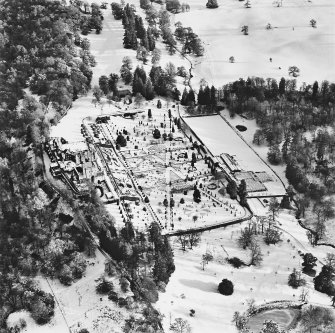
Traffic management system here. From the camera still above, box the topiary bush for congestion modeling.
[218,279,234,295]
[206,0,218,8]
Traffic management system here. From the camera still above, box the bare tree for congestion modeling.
[249,240,263,266]
[188,232,201,249]
[299,288,310,302]
[177,234,188,251]
[241,25,249,35]
[232,311,249,331]
[268,197,280,221]
[288,66,300,77]
[201,252,213,270]
[170,318,191,333]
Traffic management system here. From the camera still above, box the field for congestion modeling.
[175,0,335,87]
[156,211,335,333]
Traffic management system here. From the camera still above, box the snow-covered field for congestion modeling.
[157,211,335,333]
[176,0,335,87]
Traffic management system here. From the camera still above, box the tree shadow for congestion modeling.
[179,279,218,292]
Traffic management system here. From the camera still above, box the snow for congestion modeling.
[220,109,289,187]
[45,1,335,332]
[184,114,286,196]
[174,0,335,87]
[16,251,131,333]
[156,211,335,333]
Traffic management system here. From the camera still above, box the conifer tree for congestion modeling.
[181,88,188,106]
[198,86,205,105]
[188,89,196,105]
[203,85,211,105]
[147,27,156,51]
[145,78,155,100]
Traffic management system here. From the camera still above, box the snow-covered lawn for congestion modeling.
[175,0,335,87]
[157,211,335,333]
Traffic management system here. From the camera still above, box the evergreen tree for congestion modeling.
[188,89,196,105]
[238,180,248,206]
[135,16,146,39]
[181,88,188,106]
[145,78,155,100]
[173,88,181,101]
[203,85,211,105]
[227,181,238,199]
[132,76,145,96]
[210,85,217,107]
[312,81,319,101]
[198,86,205,105]
[193,186,201,203]
[147,27,156,51]
[153,253,169,283]
[279,77,286,95]
[141,30,149,50]
[134,66,147,84]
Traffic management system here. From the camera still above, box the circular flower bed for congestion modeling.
[207,183,217,190]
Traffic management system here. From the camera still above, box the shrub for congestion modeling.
[108,291,119,302]
[264,228,282,245]
[218,279,234,295]
[206,0,218,8]
[96,278,114,294]
[118,297,127,307]
[120,277,130,292]
[288,269,306,289]
[227,257,245,268]
[153,128,161,139]
[59,265,73,286]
